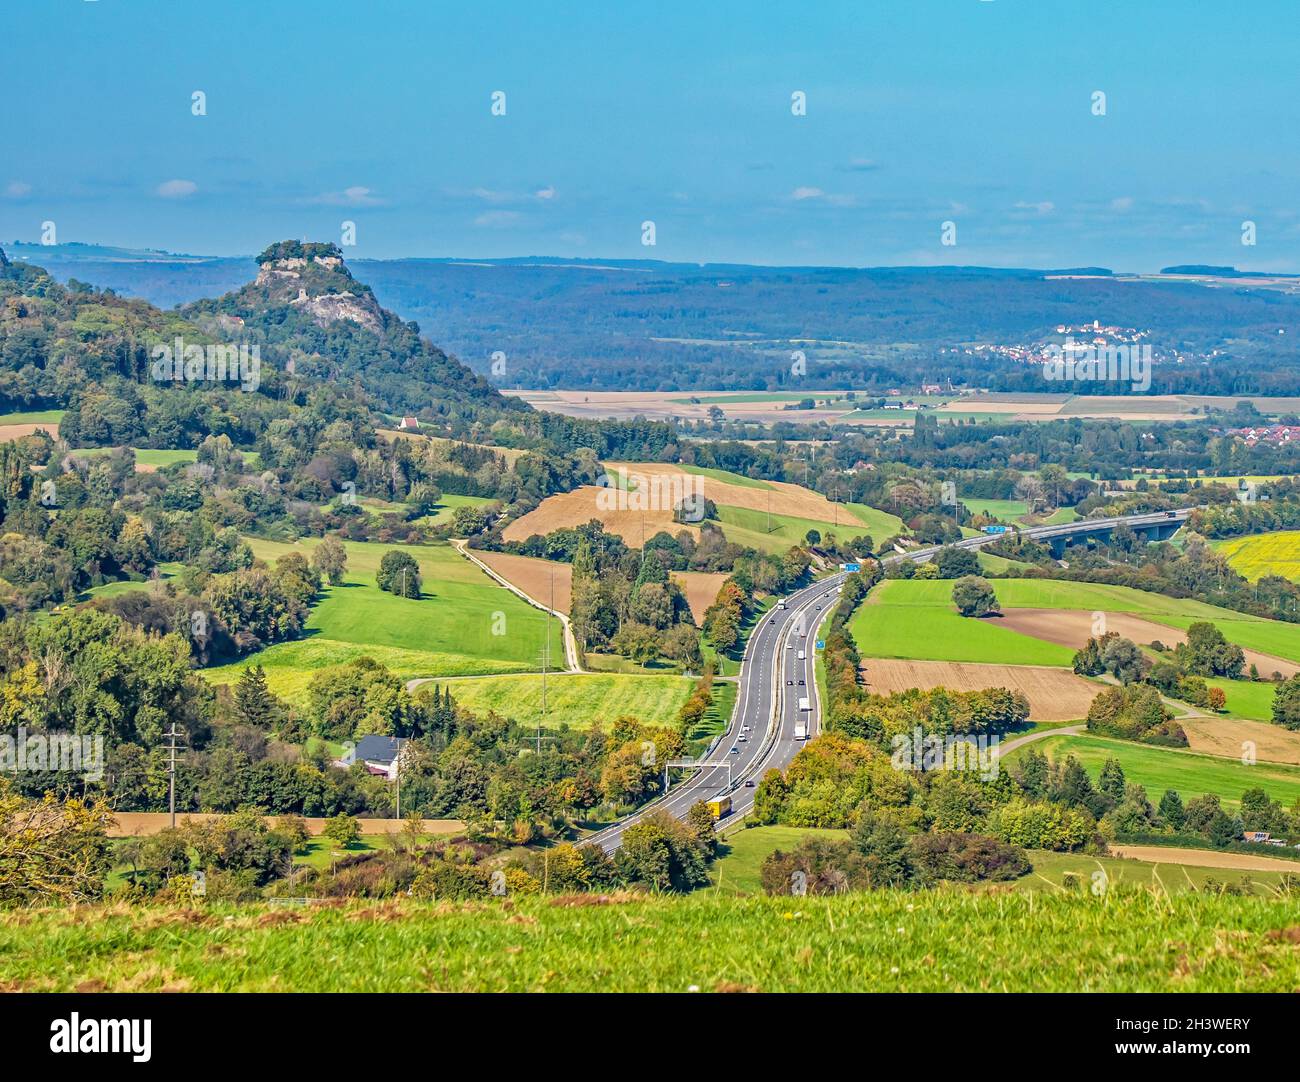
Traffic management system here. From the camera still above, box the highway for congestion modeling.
[583,507,1192,852]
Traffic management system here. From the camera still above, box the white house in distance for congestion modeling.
[397,416,420,431]
[338,736,409,781]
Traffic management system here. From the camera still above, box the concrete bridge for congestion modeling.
[892,508,1193,565]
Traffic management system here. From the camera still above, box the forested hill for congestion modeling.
[14,244,1300,393]
[181,241,517,419]
[0,241,523,447]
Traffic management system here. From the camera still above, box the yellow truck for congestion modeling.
[706,796,733,819]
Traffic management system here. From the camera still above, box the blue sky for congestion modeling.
[3,0,1298,269]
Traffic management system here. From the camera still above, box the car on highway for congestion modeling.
[729,747,740,755]
[744,780,756,788]
[797,678,805,685]
[786,679,793,685]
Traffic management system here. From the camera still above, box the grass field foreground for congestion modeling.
[6,890,1300,992]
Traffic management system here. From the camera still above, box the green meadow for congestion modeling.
[713,502,904,556]
[1022,732,1300,808]
[1206,678,1278,722]
[851,577,1300,667]
[425,671,695,730]
[963,498,1031,521]
[8,890,1300,991]
[204,538,551,702]
[0,408,64,426]
[678,464,774,489]
[849,581,1075,665]
[711,826,1295,897]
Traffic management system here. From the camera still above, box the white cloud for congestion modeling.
[840,157,880,172]
[791,186,825,201]
[474,210,522,227]
[534,185,556,200]
[156,179,198,198]
[1014,200,1055,214]
[312,185,381,206]
[4,181,32,198]
[471,187,512,203]
[1110,196,1134,211]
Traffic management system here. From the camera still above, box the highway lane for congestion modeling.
[583,507,1192,851]
[583,573,845,852]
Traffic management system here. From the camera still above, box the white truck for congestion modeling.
[794,719,809,740]
[797,696,811,712]
[797,650,806,661]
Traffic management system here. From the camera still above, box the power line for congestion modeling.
[163,722,186,830]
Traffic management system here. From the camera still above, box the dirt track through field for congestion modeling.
[860,658,1100,721]
[997,607,1300,679]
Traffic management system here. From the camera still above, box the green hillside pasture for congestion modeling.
[1206,678,1279,722]
[413,493,496,528]
[870,577,1300,665]
[8,891,1300,991]
[713,502,904,555]
[848,581,1074,666]
[712,826,1295,897]
[203,539,550,702]
[964,498,1030,522]
[1023,732,1300,808]
[844,501,908,540]
[427,672,695,730]
[205,640,531,704]
[0,409,64,426]
[1213,531,1300,583]
[75,562,184,603]
[977,550,1035,574]
[678,464,774,490]
[1149,616,1300,668]
[711,826,851,894]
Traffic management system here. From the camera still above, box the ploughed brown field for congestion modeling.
[0,421,59,441]
[670,570,729,626]
[605,461,849,522]
[472,550,573,613]
[997,607,1300,679]
[502,460,862,546]
[1109,845,1300,873]
[502,484,684,546]
[1178,716,1300,767]
[860,658,1101,722]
